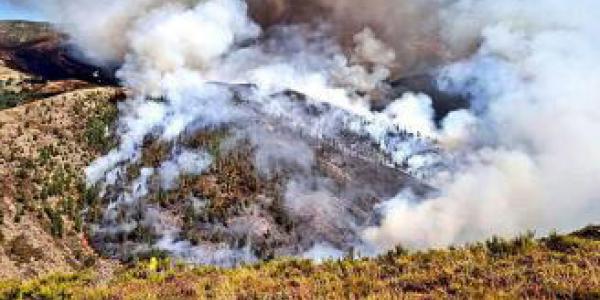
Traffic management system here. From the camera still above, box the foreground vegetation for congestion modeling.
[0,226,597,299]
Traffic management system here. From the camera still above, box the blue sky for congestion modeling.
[0,2,45,21]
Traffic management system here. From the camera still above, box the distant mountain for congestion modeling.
[0,21,115,84]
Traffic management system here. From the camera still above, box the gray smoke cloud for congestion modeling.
[363,0,600,250]
[21,0,600,262]
[247,0,450,75]
[32,0,404,263]
[23,0,453,74]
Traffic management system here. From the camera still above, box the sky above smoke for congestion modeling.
[17,0,600,260]
[0,2,45,21]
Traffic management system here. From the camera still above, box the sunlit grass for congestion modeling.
[1,226,598,299]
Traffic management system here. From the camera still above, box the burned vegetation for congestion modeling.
[82,81,439,265]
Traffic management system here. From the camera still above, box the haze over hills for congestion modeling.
[0,0,599,297]
[0,18,437,278]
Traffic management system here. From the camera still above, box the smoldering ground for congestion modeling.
[16,0,600,263]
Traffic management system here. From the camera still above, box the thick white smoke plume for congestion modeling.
[363,0,600,250]
[25,0,600,261]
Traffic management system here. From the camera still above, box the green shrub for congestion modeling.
[44,206,64,238]
[73,215,83,233]
[85,106,118,152]
[543,231,584,252]
[41,167,73,200]
[486,231,535,258]
[83,185,100,206]
[571,225,600,241]
[84,118,110,152]
[37,146,53,165]
[0,90,30,110]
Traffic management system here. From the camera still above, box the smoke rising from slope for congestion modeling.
[28,0,450,74]
[363,0,600,250]
[247,0,449,74]
[23,0,600,261]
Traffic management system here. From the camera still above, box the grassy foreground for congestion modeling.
[0,226,598,299]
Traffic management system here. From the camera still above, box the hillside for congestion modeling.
[0,14,598,300]
[0,30,125,277]
[1,45,598,300]
[0,227,598,299]
[0,66,124,278]
[0,21,114,84]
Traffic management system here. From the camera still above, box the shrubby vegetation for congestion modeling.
[0,69,596,298]
[0,226,598,299]
[0,79,46,110]
[84,103,118,153]
[0,86,125,278]
[0,89,32,109]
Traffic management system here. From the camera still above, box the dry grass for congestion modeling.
[0,227,597,299]
[0,85,123,279]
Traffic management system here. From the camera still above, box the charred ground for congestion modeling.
[0,20,597,298]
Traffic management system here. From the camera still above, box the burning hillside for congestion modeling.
[0,21,114,84]
[5,0,600,267]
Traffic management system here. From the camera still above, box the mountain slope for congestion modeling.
[0,227,598,299]
[0,78,124,278]
[0,21,115,84]
[0,18,598,300]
